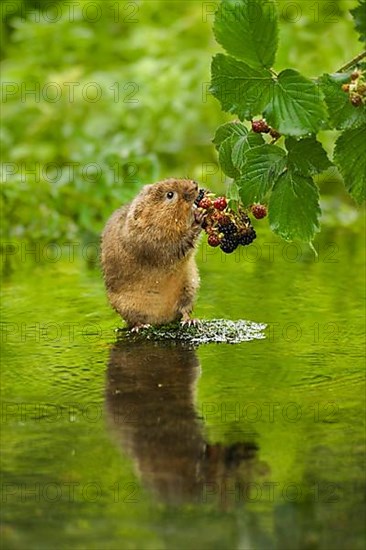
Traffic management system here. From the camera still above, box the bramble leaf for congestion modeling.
[319,73,366,130]
[228,180,240,202]
[213,0,278,69]
[213,121,248,149]
[215,122,264,176]
[269,171,321,241]
[334,125,366,203]
[264,69,327,135]
[210,54,273,119]
[351,0,366,43]
[286,137,333,175]
[237,144,286,204]
[231,131,264,170]
[219,137,240,178]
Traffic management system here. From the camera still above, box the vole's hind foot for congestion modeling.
[180,316,201,328]
[130,323,152,333]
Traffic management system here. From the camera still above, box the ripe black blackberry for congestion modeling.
[220,234,240,253]
[238,227,256,246]
[218,221,237,236]
[194,188,206,206]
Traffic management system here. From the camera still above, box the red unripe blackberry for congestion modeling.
[251,203,267,219]
[351,71,360,81]
[251,119,270,133]
[215,213,230,225]
[213,196,227,211]
[342,83,350,92]
[208,233,221,247]
[199,197,212,209]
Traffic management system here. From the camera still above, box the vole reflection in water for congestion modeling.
[106,341,262,506]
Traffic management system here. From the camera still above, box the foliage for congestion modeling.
[0,0,364,247]
[351,0,366,42]
[210,0,366,242]
[0,0,223,243]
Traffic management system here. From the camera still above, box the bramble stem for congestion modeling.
[336,51,366,73]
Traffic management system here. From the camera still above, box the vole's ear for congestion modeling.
[128,185,153,222]
[136,184,150,198]
[138,184,154,198]
[142,184,153,191]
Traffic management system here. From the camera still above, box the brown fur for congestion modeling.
[101,178,202,328]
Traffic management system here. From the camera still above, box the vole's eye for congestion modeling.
[166,191,175,200]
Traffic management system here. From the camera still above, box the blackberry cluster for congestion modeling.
[218,221,237,235]
[239,227,257,245]
[195,189,260,254]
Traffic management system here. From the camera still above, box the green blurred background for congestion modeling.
[1,0,363,247]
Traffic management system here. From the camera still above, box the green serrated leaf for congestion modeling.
[351,0,366,43]
[219,137,240,178]
[213,0,278,69]
[264,69,327,136]
[213,121,248,149]
[318,73,366,130]
[227,181,240,211]
[237,144,286,205]
[210,54,273,119]
[228,181,240,201]
[269,171,321,241]
[231,132,264,170]
[334,125,366,203]
[286,137,332,175]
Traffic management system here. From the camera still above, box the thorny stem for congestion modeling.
[336,51,366,73]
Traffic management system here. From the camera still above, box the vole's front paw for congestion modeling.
[130,323,152,333]
[193,208,207,227]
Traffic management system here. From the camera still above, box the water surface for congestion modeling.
[1,225,365,549]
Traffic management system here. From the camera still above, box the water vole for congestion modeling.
[101,178,204,330]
